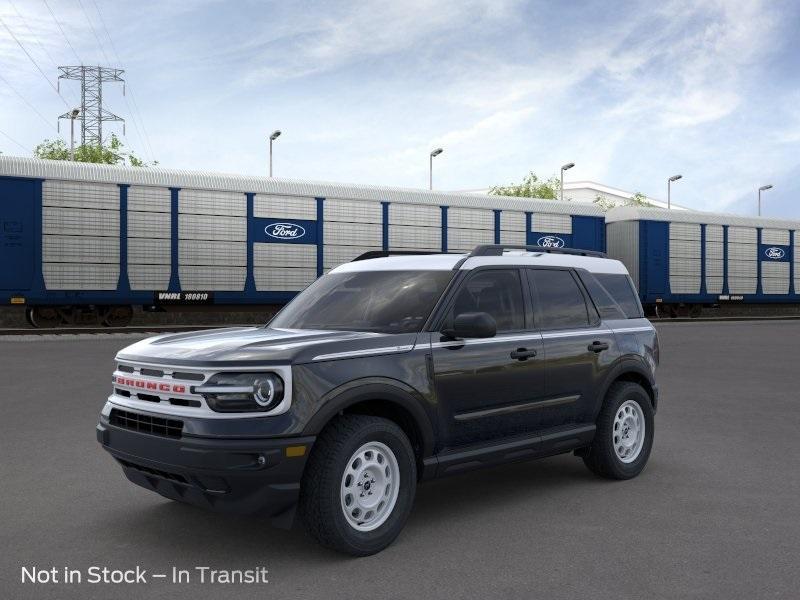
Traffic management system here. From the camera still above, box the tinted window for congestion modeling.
[446,269,525,331]
[595,273,643,319]
[270,270,453,333]
[529,269,590,329]
[578,272,627,320]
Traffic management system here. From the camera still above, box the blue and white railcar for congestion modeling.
[606,206,800,316]
[0,156,605,326]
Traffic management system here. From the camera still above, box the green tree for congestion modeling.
[489,172,562,199]
[33,134,156,167]
[593,190,653,212]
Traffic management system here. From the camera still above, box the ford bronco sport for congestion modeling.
[97,245,659,555]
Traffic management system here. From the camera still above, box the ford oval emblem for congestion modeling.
[765,246,785,260]
[537,235,566,248]
[265,222,305,240]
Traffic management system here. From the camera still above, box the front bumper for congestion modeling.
[97,409,314,528]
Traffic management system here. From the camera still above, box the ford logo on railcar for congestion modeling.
[765,247,785,260]
[537,235,566,248]
[265,222,305,239]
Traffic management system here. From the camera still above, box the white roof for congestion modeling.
[330,251,629,275]
[606,205,800,229]
[0,155,604,216]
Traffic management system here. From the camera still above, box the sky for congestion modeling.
[1,0,799,217]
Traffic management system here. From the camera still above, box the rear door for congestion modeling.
[0,178,36,290]
[431,267,546,447]
[526,268,617,427]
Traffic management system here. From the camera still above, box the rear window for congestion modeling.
[584,273,643,319]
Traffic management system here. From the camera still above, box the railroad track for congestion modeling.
[4,315,800,336]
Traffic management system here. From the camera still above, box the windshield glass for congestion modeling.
[269,270,454,333]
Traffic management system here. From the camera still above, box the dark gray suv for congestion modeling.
[97,245,659,556]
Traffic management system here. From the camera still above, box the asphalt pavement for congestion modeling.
[1,320,799,599]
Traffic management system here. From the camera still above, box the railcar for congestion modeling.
[606,206,800,317]
[0,157,605,326]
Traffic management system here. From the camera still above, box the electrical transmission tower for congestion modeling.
[57,66,125,146]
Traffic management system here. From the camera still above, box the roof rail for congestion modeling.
[468,244,607,258]
[351,250,445,262]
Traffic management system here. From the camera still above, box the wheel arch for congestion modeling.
[597,359,657,416]
[302,378,437,472]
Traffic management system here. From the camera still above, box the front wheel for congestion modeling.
[582,382,654,479]
[299,415,417,556]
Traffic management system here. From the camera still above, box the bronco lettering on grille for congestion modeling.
[113,375,186,394]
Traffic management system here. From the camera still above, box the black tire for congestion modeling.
[299,415,417,556]
[582,382,654,480]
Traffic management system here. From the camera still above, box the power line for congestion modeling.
[0,15,70,108]
[88,0,155,162]
[0,127,31,153]
[75,0,111,64]
[0,72,58,131]
[43,0,84,66]
[8,0,81,107]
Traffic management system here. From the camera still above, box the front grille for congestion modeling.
[109,408,183,439]
[117,458,188,483]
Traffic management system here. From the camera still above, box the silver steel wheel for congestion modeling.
[340,441,400,532]
[613,400,646,463]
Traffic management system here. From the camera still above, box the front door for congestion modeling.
[0,177,36,290]
[431,268,546,447]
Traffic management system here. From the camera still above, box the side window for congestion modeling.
[529,269,590,329]
[594,273,644,319]
[578,272,627,320]
[447,269,525,332]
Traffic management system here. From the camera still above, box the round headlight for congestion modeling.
[254,378,276,407]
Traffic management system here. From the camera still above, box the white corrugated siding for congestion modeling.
[42,180,119,289]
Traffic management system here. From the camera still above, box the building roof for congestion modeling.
[0,156,604,216]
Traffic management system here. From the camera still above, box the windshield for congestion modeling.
[269,270,455,334]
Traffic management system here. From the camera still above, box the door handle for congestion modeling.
[510,348,537,361]
[588,341,609,353]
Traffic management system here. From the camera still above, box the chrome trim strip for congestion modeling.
[454,395,580,421]
[312,345,415,361]
[612,326,655,333]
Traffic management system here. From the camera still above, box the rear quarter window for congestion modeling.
[588,273,644,319]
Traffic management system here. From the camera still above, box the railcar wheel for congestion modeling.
[28,306,62,328]
[102,305,133,327]
[688,304,702,318]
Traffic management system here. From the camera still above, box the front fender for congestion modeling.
[302,377,437,458]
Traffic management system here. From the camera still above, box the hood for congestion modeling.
[115,326,410,366]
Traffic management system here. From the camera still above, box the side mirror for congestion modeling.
[443,312,497,339]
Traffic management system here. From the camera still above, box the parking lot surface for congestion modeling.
[1,320,799,600]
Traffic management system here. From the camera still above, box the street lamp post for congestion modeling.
[429,148,443,190]
[758,184,773,216]
[68,108,80,161]
[560,162,575,202]
[667,174,682,209]
[269,130,281,177]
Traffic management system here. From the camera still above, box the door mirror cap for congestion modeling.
[443,312,497,339]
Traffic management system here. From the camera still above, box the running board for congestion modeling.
[422,424,596,479]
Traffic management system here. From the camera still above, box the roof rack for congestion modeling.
[468,244,607,258]
[351,250,446,262]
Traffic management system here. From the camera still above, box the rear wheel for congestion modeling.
[582,382,654,479]
[299,415,416,556]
